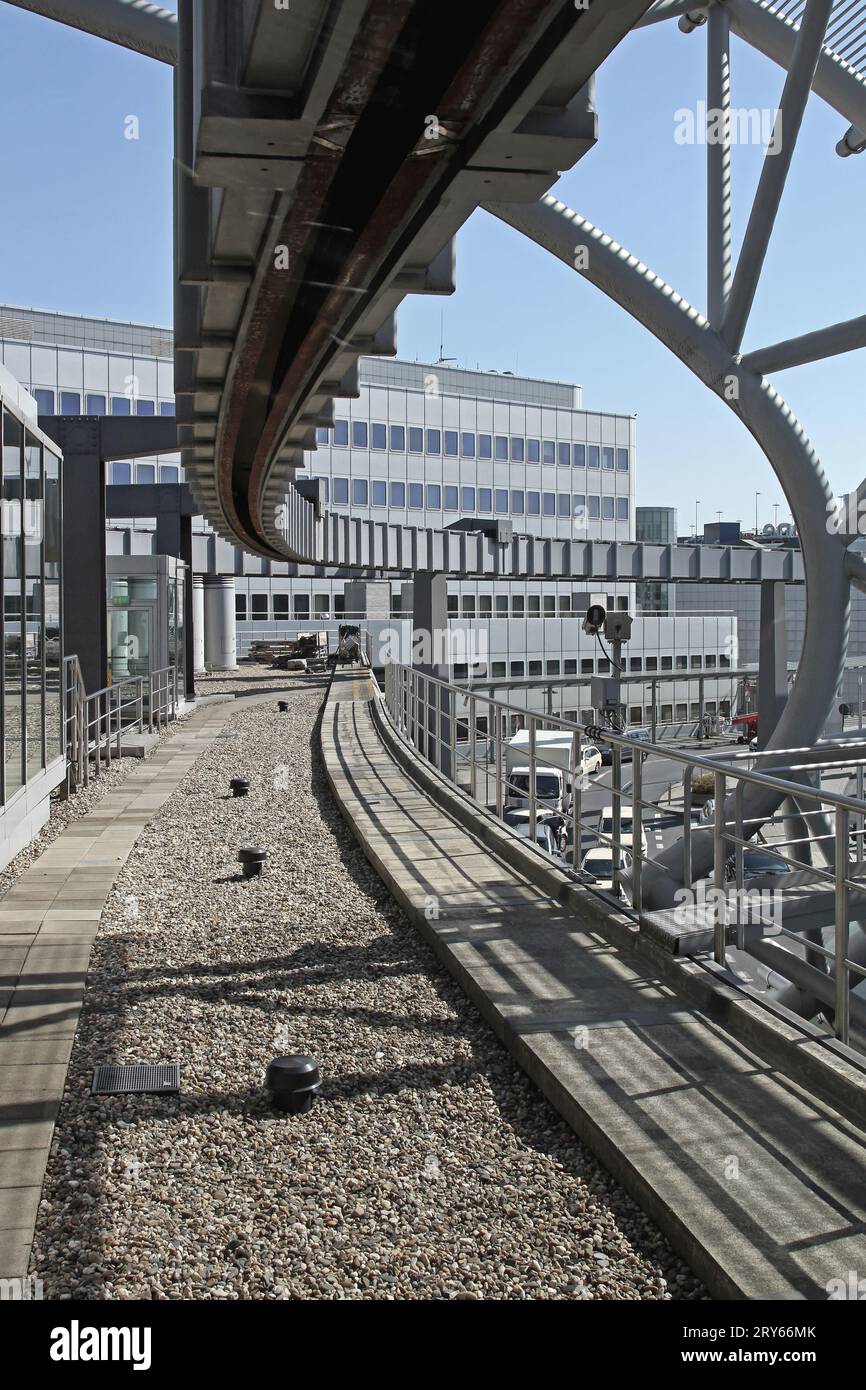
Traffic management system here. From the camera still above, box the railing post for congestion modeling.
[495,706,503,820]
[449,687,457,784]
[93,696,100,778]
[409,670,417,750]
[632,751,643,914]
[571,727,581,872]
[683,765,693,885]
[611,740,622,897]
[528,715,536,846]
[434,680,442,772]
[713,771,727,964]
[469,693,477,800]
[835,805,850,1047]
[116,687,122,758]
[734,780,745,949]
[420,675,428,762]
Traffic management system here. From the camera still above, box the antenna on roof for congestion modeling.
[436,309,456,366]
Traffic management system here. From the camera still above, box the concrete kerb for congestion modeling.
[360,679,866,1136]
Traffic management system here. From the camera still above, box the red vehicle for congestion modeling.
[732,712,758,743]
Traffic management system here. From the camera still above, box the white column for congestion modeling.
[193,573,206,673]
[203,575,237,670]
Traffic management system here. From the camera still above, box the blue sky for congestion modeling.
[0,2,863,529]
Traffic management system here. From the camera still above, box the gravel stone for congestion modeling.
[31,666,705,1300]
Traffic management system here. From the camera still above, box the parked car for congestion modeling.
[502,808,562,856]
[725,848,791,881]
[599,727,651,764]
[624,727,652,755]
[581,846,632,895]
[580,743,603,777]
[597,805,648,856]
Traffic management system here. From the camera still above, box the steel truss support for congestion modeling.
[742,313,866,373]
[484,193,851,919]
[707,3,732,325]
[720,0,833,353]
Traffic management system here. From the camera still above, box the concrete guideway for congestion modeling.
[0,694,244,1284]
[322,672,866,1299]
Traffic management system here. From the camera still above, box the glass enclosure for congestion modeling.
[106,556,186,697]
[0,396,63,804]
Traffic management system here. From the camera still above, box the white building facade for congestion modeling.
[0,306,737,726]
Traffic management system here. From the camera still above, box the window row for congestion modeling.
[316,422,629,470]
[237,593,345,621]
[460,699,734,731]
[325,476,629,520]
[452,657,732,680]
[110,462,180,485]
[450,594,626,618]
[33,389,176,418]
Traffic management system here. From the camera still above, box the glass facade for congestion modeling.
[0,396,63,804]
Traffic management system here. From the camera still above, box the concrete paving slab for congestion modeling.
[0,1040,73,1066]
[0,1099,60,1150]
[0,1187,41,1232]
[0,1231,31,1279]
[0,1065,71,1095]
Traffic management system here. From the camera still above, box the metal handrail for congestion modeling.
[63,657,179,790]
[378,658,866,1054]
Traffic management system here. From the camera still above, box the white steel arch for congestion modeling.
[485,0,866,1009]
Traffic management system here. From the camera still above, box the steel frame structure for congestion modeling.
[6,0,866,1025]
[479,0,866,1023]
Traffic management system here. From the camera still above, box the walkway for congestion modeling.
[0,696,237,1282]
[323,673,866,1300]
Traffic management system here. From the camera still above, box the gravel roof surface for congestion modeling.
[31,669,705,1300]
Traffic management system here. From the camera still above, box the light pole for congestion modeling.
[755,491,760,533]
[695,499,700,538]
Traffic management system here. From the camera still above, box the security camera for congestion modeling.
[582,603,606,637]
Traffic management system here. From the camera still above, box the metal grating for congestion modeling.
[92,1063,181,1095]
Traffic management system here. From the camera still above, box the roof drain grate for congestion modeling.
[91,1063,181,1096]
